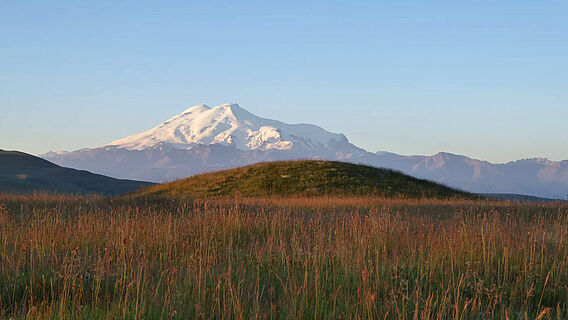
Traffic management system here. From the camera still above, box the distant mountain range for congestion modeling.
[42,103,568,199]
[0,150,152,195]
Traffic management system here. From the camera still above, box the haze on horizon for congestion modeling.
[1,1,567,163]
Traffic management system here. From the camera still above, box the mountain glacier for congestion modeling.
[108,103,358,155]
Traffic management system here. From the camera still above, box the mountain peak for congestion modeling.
[183,104,210,114]
[433,152,461,158]
[218,102,240,109]
[210,103,254,119]
[106,103,354,153]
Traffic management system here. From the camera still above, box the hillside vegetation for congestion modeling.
[0,150,152,195]
[130,160,473,199]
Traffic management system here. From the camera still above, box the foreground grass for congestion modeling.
[0,194,567,319]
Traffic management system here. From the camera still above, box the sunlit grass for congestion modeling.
[1,193,567,319]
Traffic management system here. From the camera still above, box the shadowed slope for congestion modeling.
[0,150,153,195]
[130,160,474,199]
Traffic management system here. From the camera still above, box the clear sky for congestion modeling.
[1,0,567,163]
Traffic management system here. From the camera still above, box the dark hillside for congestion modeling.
[0,150,152,195]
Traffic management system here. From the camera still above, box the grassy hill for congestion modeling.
[0,150,153,195]
[130,160,473,199]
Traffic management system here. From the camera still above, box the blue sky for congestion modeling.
[1,0,567,163]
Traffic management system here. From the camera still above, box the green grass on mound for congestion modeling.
[129,160,473,199]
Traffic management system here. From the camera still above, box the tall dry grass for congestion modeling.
[0,194,567,319]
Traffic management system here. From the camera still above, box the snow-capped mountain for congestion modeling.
[43,103,366,182]
[42,103,568,199]
[108,103,358,156]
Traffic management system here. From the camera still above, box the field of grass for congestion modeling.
[1,193,567,319]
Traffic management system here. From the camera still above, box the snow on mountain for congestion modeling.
[107,103,352,154]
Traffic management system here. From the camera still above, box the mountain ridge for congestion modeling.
[41,103,568,199]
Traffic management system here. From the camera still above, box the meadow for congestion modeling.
[1,193,567,319]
